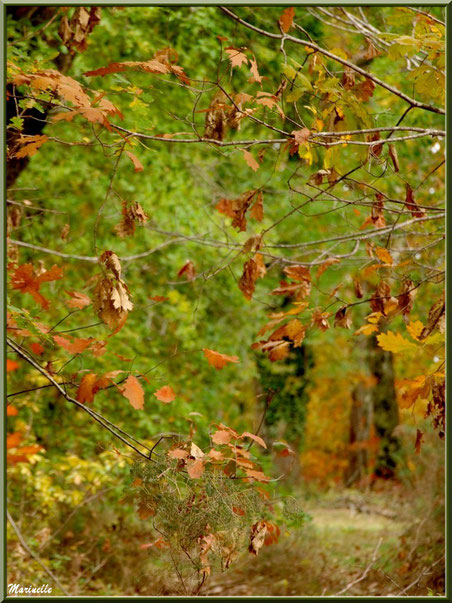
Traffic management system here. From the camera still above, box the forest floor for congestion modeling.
[201,489,441,597]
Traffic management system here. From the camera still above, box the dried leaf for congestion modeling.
[405,183,426,218]
[187,459,205,479]
[279,7,295,32]
[212,430,233,445]
[225,47,249,68]
[65,290,91,309]
[177,259,196,280]
[203,348,240,369]
[125,151,144,172]
[414,429,424,454]
[154,385,176,404]
[241,432,267,449]
[249,521,268,555]
[11,263,63,309]
[241,149,260,172]
[121,375,145,410]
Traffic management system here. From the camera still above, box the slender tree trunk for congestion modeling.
[368,333,400,479]
[344,380,373,487]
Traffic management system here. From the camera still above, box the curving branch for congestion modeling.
[219,7,445,116]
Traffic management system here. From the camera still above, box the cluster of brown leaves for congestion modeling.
[405,183,426,218]
[84,47,189,85]
[58,6,102,53]
[167,424,268,482]
[10,263,63,309]
[9,67,122,137]
[93,251,133,331]
[238,253,266,300]
[216,189,263,232]
[203,90,251,141]
[114,200,148,238]
[361,193,386,229]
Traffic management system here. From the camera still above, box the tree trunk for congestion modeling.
[368,334,400,479]
[344,380,373,487]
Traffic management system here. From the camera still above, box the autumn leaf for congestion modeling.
[53,335,93,355]
[377,331,417,353]
[168,448,188,459]
[118,375,144,410]
[11,263,63,309]
[76,373,110,404]
[177,259,196,280]
[405,183,426,218]
[212,430,232,445]
[357,77,375,101]
[249,521,268,555]
[241,149,260,172]
[203,348,240,369]
[406,320,424,341]
[249,55,263,84]
[14,135,48,158]
[354,324,379,336]
[241,432,267,449]
[187,459,205,479]
[154,385,176,403]
[65,290,91,309]
[317,258,340,279]
[334,307,352,329]
[279,7,295,32]
[125,150,144,172]
[388,144,400,172]
[238,254,266,300]
[375,247,393,265]
[7,359,19,372]
[225,47,249,68]
[419,293,445,340]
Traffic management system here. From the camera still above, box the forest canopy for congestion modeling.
[6,5,445,597]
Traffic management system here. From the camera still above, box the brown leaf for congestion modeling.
[397,279,416,318]
[238,255,266,300]
[249,521,268,555]
[249,55,263,84]
[241,149,260,172]
[216,189,256,232]
[279,7,295,32]
[419,292,445,340]
[241,432,267,449]
[357,77,375,101]
[405,184,426,218]
[125,151,144,172]
[291,128,311,147]
[14,135,49,159]
[121,375,145,410]
[76,373,110,404]
[65,290,91,309]
[168,448,188,459]
[334,307,352,329]
[187,459,205,479]
[388,144,399,172]
[93,275,132,331]
[203,348,240,369]
[212,430,233,445]
[225,47,249,68]
[317,258,340,279]
[177,259,196,280]
[154,385,175,404]
[250,190,264,221]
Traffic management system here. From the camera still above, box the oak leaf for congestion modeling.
[279,7,295,32]
[203,348,240,369]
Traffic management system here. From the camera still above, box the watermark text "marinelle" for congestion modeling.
[8,583,53,595]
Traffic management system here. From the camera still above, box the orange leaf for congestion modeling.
[203,348,240,369]
[241,432,267,449]
[225,47,249,68]
[279,7,295,32]
[7,405,19,416]
[65,290,91,309]
[53,335,93,355]
[7,359,19,372]
[241,149,260,172]
[7,432,23,449]
[168,448,188,459]
[212,430,232,445]
[125,151,144,172]
[121,375,145,409]
[154,385,175,403]
[187,459,205,479]
[29,342,44,355]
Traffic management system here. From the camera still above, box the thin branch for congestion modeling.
[6,338,152,461]
[7,510,70,596]
[335,537,382,595]
[219,7,445,116]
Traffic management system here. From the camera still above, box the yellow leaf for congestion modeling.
[406,320,424,341]
[366,311,383,324]
[375,247,393,265]
[354,324,379,336]
[377,331,417,353]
